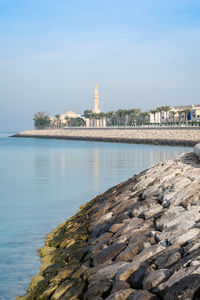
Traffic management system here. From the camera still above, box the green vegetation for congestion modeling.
[55,114,62,128]
[83,108,146,126]
[33,112,51,129]
[68,117,86,127]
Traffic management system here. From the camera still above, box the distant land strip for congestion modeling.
[12,128,200,146]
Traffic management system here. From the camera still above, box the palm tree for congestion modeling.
[116,109,124,126]
[183,109,191,124]
[122,110,128,126]
[33,112,51,129]
[138,112,149,125]
[169,111,176,123]
[177,111,183,123]
[112,111,118,126]
[160,106,171,123]
[126,110,131,126]
[105,111,114,126]
[83,110,93,126]
[55,114,61,128]
[68,117,86,127]
[129,109,141,126]
[83,110,93,118]
[65,116,70,127]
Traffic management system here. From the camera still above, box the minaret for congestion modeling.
[93,84,100,114]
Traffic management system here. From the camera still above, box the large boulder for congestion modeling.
[194,143,200,158]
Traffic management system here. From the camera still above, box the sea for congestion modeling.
[0,131,192,299]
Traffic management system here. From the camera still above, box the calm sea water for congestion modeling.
[0,132,192,299]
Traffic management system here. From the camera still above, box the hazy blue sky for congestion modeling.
[0,0,200,130]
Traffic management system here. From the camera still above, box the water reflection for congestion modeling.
[93,149,99,192]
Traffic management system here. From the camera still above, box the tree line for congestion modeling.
[33,106,196,129]
[33,112,86,129]
[83,109,149,126]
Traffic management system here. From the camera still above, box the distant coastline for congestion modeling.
[12,128,200,147]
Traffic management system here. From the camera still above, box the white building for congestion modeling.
[149,104,200,124]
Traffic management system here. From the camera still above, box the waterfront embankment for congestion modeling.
[13,128,200,146]
[17,151,200,300]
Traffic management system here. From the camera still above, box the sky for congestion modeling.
[0,0,200,130]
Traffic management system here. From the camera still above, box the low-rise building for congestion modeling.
[149,104,200,124]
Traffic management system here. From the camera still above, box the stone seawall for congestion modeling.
[17,152,200,300]
[13,128,200,146]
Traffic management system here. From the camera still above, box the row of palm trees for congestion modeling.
[50,109,153,128]
[84,105,195,126]
[83,109,150,126]
[49,114,86,128]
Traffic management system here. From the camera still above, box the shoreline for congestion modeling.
[12,127,200,147]
[17,151,200,300]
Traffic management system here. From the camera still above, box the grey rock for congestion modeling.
[114,218,144,237]
[84,280,111,299]
[110,281,131,294]
[134,244,165,264]
[83,260,113,278]
[88,261,128,284]
[142,268,171,290]
[105,289,136,300]
[158,265,200,291]
[194,143,200,158]
[161,274,200,300]
[92,242,127,266]
[129,200,156,218]
[168,227,199,246]
[141,204,163,220]
[154,247,182,269]
[115,241,145,262]
[127,290,158,300]
[115,261,141,281]
[155,206,200,231]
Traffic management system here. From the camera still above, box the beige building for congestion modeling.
[61,111,81,121]
[50,111,82,127]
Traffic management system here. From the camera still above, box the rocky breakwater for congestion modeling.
[13,128,200,146]
[17,151,200,300]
